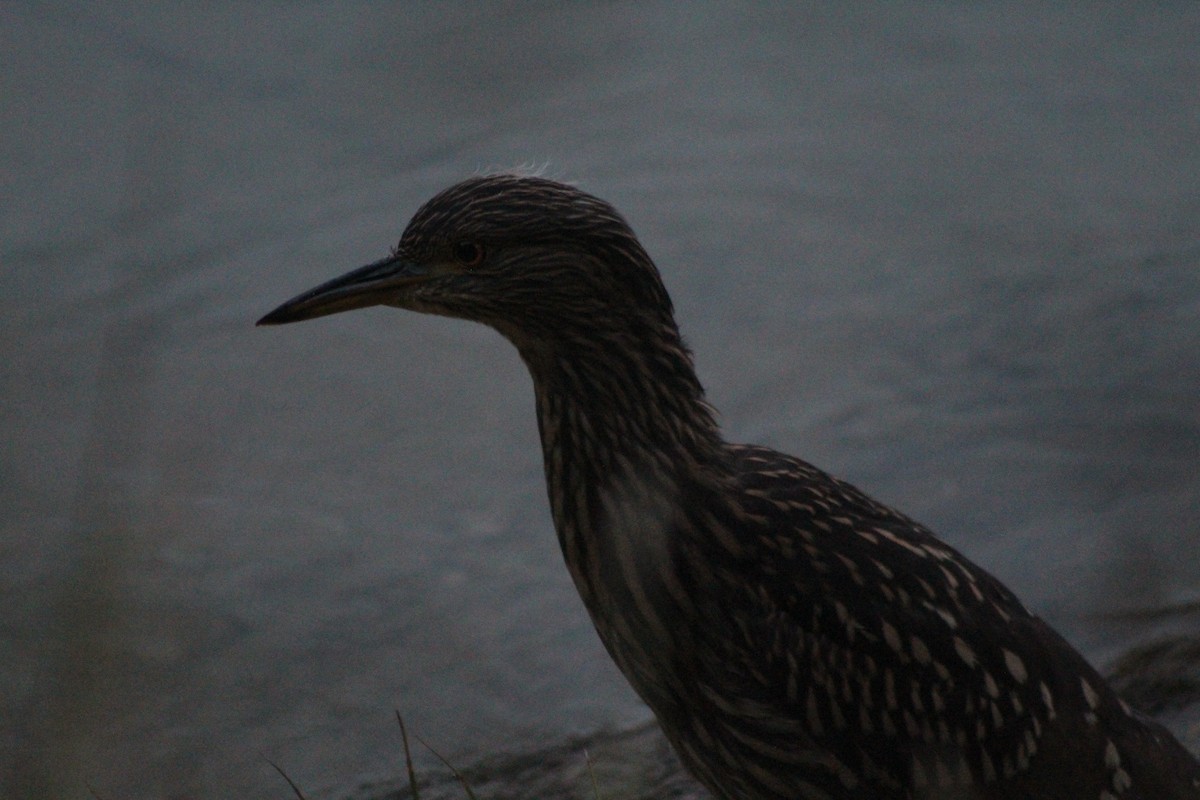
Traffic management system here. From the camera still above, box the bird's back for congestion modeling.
[647,442,1200,799]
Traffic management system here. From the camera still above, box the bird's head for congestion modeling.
[257,174,676,351]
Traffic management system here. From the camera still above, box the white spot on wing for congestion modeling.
[953,636,977,667]
[1104,740,1121,770]
[1113,768,1132,792]
[1040,681,1057,720]
[910,635,931,665]
[882,621,903,655]
[1003,649,1028,683]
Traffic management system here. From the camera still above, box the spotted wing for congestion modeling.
[683,443,1073,797]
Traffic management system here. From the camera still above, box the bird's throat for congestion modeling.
[524,337,722,648]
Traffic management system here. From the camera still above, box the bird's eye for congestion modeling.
[452,241,485,266]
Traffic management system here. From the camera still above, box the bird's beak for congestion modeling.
[257,254,429,325]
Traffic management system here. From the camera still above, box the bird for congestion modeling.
[258,173,1200,799]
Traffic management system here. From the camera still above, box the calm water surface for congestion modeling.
[3,4,1199,798]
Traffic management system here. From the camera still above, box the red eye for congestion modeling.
[453,241,485,266]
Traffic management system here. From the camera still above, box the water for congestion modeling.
[3,3,1199,798]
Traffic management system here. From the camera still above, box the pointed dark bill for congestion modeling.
[257,254,429,325]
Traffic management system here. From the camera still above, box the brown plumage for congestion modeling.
[259,174,1200,799]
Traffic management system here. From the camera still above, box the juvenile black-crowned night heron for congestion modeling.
[259,174,1200,799]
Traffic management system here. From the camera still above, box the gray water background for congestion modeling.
[3,3,1199,798]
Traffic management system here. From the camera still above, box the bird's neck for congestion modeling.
[524,320,722,492]
[519,322,725,638]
